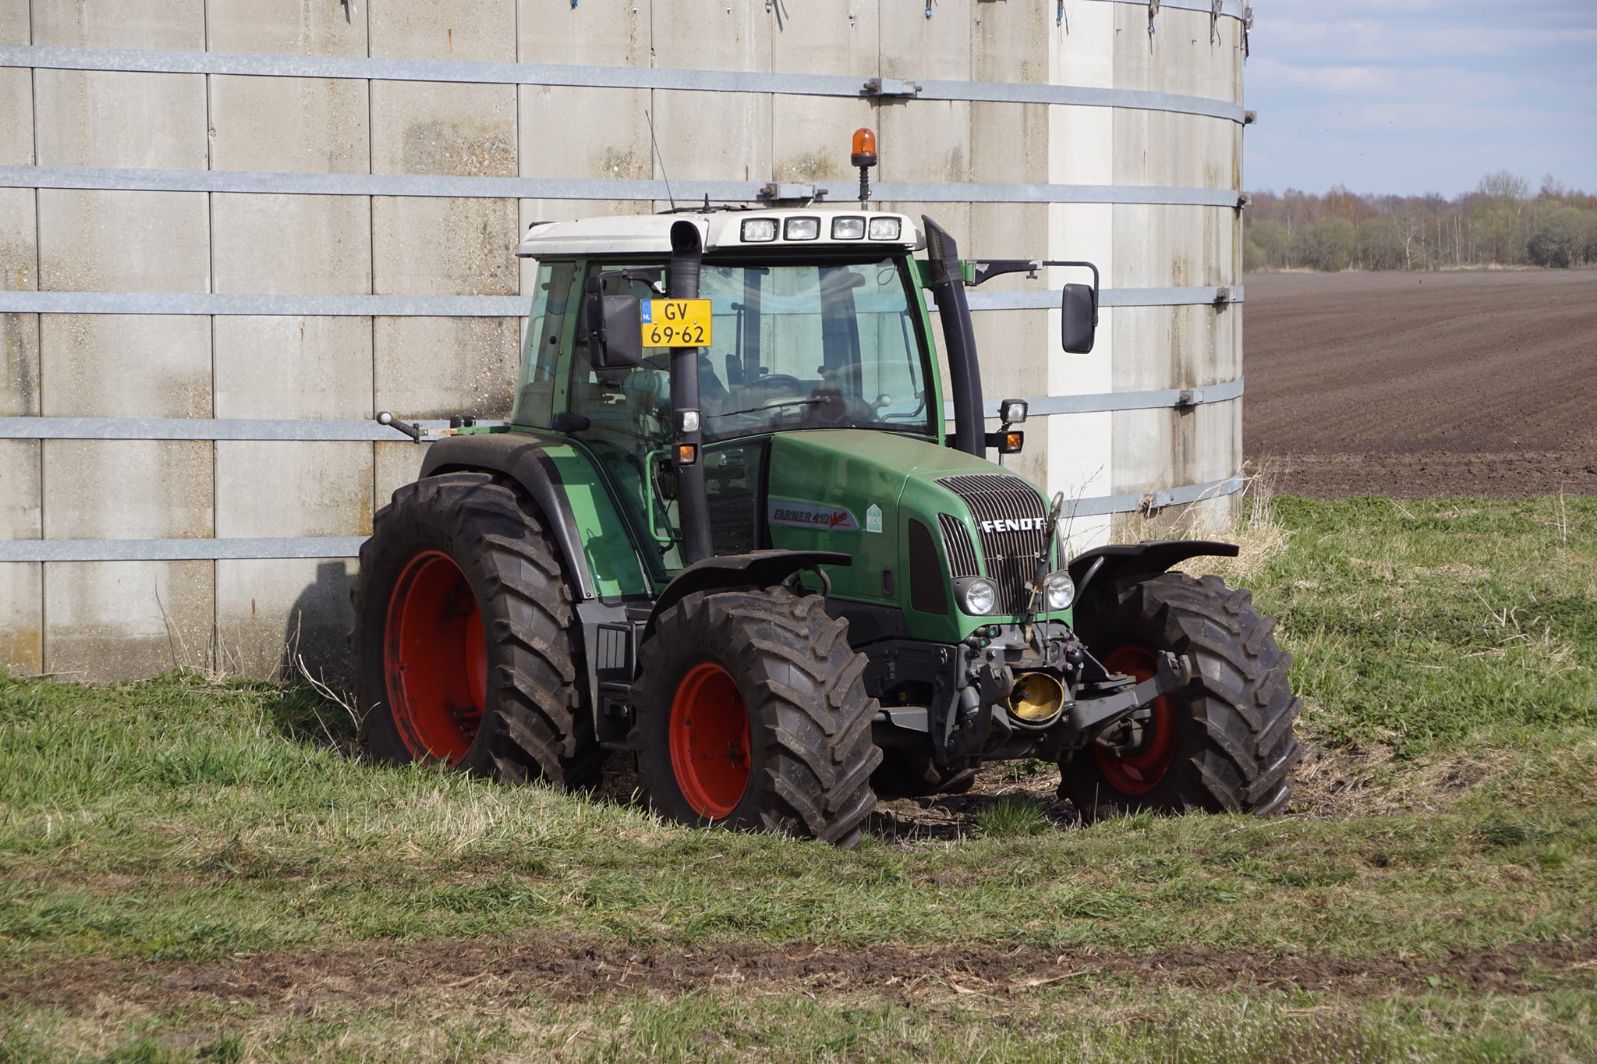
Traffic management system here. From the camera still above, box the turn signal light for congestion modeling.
[676,443,698,465]
[985,429,1025,454]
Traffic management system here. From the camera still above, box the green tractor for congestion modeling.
[354,177,1300,846]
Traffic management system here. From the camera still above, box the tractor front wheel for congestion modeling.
[353,472,601,788]
[630,587,882,846]
[1062,572,1301,820]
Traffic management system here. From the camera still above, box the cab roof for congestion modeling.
[515,208,924,258]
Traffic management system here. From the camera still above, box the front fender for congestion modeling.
[643,550,852,642]
[1068,539,1239,607]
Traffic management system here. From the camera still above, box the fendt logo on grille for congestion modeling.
[979,517,1047,534]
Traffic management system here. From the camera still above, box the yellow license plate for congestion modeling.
[640,299,712,348]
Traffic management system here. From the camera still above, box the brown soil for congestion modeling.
[1243,270,1597,497]
[7,936,1592,1014]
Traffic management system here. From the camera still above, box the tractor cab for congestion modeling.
[509,209,940,572]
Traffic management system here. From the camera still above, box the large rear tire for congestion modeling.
[630,587,882,846]
[1061,572,1300,820]
[353,472,602,789]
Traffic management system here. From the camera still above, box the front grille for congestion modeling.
[939,473,1050,613]
[937,513,980,578]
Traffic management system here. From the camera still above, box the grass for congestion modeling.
[1,495,1595,1061]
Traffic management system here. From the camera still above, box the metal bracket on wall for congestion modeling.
[1148,0,1161,42]
[757,182,826,204]
[861,77,921,99]
[1211,0,1224,43]
[1243,4,1254,57]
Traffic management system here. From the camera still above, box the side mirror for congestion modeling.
[1061,282,1097,354]
[586,292,643,369]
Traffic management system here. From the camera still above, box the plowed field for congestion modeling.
[1244,270,1597,497]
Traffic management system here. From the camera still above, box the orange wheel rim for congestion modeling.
[668,662,751,819]
[383,550,488,763]
[1093,644,1176,795]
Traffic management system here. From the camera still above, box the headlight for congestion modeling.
[1045,571,1075,611]
[831,216,866,239]
[741,218,778,242]
[867,216,901,241]
[961,578,997,616]
[784,217,820,240]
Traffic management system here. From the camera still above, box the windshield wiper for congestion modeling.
[707,395,831,419]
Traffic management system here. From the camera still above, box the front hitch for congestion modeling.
[1064,651,1194,737]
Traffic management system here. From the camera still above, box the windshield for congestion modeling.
[695,257,934,442]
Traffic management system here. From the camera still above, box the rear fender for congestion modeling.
[420,433,606,600]
[643,550,852,642]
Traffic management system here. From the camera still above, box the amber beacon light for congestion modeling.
[851,127,877,207]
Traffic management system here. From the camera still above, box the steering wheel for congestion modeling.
[746,373,805,397]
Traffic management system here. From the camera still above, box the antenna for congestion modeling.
[644,110,676,212]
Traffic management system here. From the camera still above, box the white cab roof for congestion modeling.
[515,208,924,258]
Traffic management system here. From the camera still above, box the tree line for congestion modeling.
[1244,173,1597,272]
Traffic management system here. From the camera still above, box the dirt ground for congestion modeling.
[1243,270,1597,497]
[7,935,1590,1013]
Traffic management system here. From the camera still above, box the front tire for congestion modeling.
[1062,572,1301,820]
[630,588,882,846]
[353,472,601,789]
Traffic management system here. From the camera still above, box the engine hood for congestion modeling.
[765,430,1051,641]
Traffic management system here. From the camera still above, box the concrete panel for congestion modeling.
[213,194,372,295]
[40,315,211,417]
[0,564,41,676]
[1049,1,1116,88]
[0,1,26,44]
[650,90,772,185]
[770,0,876,76]
[519,87,650,180]
[372,197,519,296]
[370,0,516,62]
[214,317,374,420]
[1110,303,1235,391]
[371,81,517,177]
[973,0,1050,83]
[43,561,213,681]
[206,0,368,56]
[375,440,427,509]
[33,1,204,49]
[0,187,35,292]
[0,69,31,165]
[652,1,770,71]
[216,558,356,681]
[1111,400,1237,496]
[519,0,649,66]
[1111,204,1231,289]
[876,100,968,184]
[210,76,371,173]
[42,441,213,539]
[1,313,39,415]
[1113,6,1235,101]
[0,439,40,538]
[971,102,1048,184]
[38,190,209,292]
[374,316,520,419]
[1113,110,1236,191]
[770,95,872,187]
[35,71,206,170]
[881,0,970,81]
[216,442,373,537]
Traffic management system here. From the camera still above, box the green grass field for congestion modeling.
[2,495,1595,1062]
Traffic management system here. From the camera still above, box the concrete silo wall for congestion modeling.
[0,0,1250,682]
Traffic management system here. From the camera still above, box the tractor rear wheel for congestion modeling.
[630,587,882,846]
[1062,572,1300,820]
[353,472,601,789]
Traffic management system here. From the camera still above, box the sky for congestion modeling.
[1244,0,1597,197]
